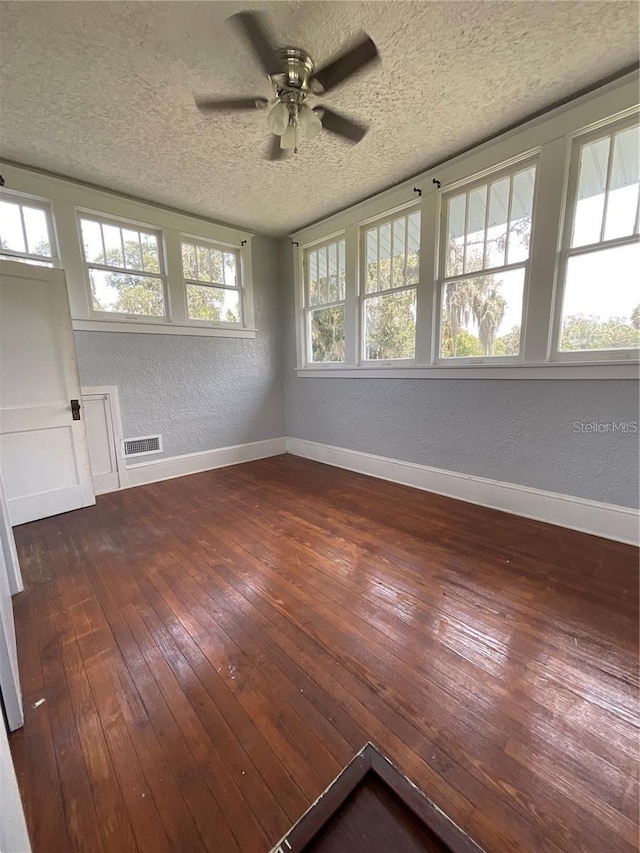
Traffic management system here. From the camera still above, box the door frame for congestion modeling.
[81,386,128,492]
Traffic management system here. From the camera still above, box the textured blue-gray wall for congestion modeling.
[75,236,285,462]
[280,242,639,509]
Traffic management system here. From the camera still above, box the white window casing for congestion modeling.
[0,163,256,338]
[292,71,640,379]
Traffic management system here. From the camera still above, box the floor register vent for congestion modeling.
[122,434,163,458]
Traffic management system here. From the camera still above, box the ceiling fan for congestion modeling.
[196,11,379,159]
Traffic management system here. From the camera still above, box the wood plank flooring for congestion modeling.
[9,454,639,852]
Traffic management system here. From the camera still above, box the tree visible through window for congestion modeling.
[440,165,536,359]
[181,239,241,324]
[80,217,165,317]
[362,210,420,360]
[306,238,346,363]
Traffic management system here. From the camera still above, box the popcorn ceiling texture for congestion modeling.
[1,1,638,236]
[74,237,285,463]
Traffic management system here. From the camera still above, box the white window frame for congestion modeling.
[180,234,245,328]
[359,205,421,366]
[78,211,169,322]
[551,115,640,363]
[291,72,640,379]
[0,190,59,267]
[434,157,538,365]
[304,234,347,365]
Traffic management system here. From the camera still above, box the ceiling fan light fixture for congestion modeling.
[280,124,297,150]
[266,101,290,136]
[298,104,323,139]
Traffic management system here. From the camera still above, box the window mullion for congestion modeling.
[416,191,436,364]
[523,136,568,363]
[344,224,358,365]
[163,228,187,324]
[599,132,616,242]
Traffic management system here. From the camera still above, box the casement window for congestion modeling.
[79,215,167,318]
[555,119,640,358]
[438,164,536,360]
[0,193,57,266]
[181,238,242,324]
[362,210,420,361]
[305,237,346,363]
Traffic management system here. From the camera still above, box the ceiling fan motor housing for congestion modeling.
[271,47,315,102]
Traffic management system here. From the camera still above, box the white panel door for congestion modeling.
[0,260,95,525]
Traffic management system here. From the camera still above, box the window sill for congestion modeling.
[295,362,639,380]
[72,318,257,338]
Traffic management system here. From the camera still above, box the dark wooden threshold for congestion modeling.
[271,742,485,852]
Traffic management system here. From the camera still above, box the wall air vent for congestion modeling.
[122,434,163,458]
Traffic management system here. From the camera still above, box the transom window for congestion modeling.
[362,209,420,361]
[557,120,640,355]
[305,237,346,363]
[0,194,57,266]
[439,163,536,360]
[181,239,242,324]
[79,215,166,317]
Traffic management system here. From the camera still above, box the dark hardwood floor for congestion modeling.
[9,454,639,853]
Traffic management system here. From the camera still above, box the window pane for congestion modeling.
[22,207,51,256]
[90,269,165,316]
[392,217,406,290]
[80,219,104,264]
[465,185,487,274]
[0,201,26,253]
[447,194,466,277]
[209,249,223,284]
[560,243,640,351]
[486,178,509,268]
[440,267,525,358]
[447,168,535,276]
[187,284,240,323]
[604,126,640,241]
[102,224,124,268]
[122,229,143,270]
[196,245,210,281]
[572,137,610,247]
[338,240,346,300]
[308,250,318,305]
[507,167,535,264]
[318,246,327,303]
[366,213,420,293]
[378,223,391,289]
[364,289,416,360]
[140,233,160,273]
[327,242,338,302]
[310,304,345,363]
[223,252,237,287]
[182,242,197,279]
[366,228,378,292]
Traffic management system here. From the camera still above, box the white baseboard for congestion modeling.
[286,437,639,546]
[125,437,287,488]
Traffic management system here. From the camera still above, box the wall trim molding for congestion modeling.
[286,437,639,546]
[125,437,287,488]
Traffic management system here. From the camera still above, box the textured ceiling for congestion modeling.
[1,1,638,236]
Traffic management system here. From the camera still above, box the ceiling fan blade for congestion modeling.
[196,97,269,111]
[316,108,368,143]
[310,35,379,94]
[267,135,286,161]
[230,11,282,78]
